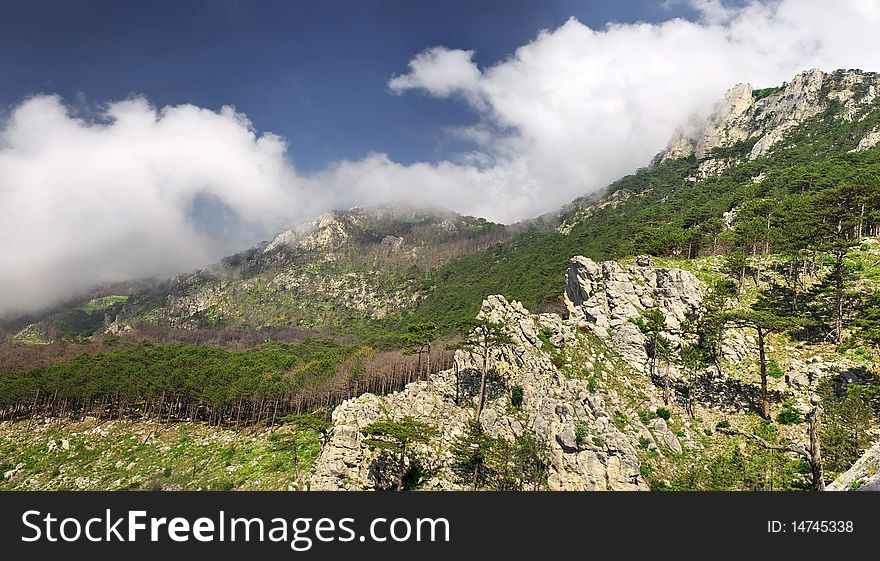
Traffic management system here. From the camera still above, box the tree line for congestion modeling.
[0,338,453,427]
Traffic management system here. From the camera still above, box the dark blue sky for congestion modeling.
[0,0,700,171]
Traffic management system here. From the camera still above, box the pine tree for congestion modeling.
[451,318,513,420]
[361,416,437,491]
[632,308,672,404]
[401,322,437,376]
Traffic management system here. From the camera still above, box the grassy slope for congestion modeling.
[0,418,320,490]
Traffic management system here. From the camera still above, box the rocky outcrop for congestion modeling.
[661,69,880,170]
[851,128,880,152]
[265,211,353,253]
[828,440,880,491]
[564,256,703,371]
[310,295,648,491]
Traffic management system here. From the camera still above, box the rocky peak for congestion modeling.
[660,69,880,167]
[263,204,498,254]
[264,210,355,253]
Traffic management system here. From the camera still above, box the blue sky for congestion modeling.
[0,0,700,171]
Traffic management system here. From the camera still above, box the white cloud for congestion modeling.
[0,95,318,316]
[3,0,880,316]
[387,0,880,227]
[388,47,483,102]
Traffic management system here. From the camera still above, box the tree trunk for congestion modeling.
[396,444,406,492]
[663,364,670,406]
[858,203,864,239]
[834,250,844,344]
[757,326,770,419]
[475,347,489,421]
[808,406,825,491]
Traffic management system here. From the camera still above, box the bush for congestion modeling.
[716,419,730,429]
[655,407,671,420]
[777,402,803,425]
[575,421,590,448]
[613,410,629,429]
[510,386,524,408]
[767,360,784,379]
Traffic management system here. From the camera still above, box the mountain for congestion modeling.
[2,68,879,491]
[2,205,507,343]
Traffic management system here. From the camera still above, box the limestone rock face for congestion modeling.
[852,128,880,152]
[265,211,352,253]
[660,69,880,170]
[310,295,648,491]
[693,83,756,159]
[828,439,880,491]
[564,256,704,371]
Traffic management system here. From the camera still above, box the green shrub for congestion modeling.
[716,419,730,429]
[655,407,671,420]
[510,386,524,408]
[767,360,784,379]
[777,402,803,425]
[575,421,590,448]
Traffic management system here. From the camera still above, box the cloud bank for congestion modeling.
[3,0,880,316]
[0,96,312,316]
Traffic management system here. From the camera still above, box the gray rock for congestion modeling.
[310,295,648,491]
[564,256,703,372]
[828,439,880,491]
[648,418,683,454]
[3,463,24,481]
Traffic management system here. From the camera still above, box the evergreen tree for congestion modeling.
[632,308,672,404]
[401,322,437,376]
[851,292,880,371]
[716,309,799,418]
[451,319,513,420]
[449,421,493,490]
[361,416,437,491]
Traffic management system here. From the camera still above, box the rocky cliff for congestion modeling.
[660,69,880,177]
[564,256,703,372]
[309,255,726,491]
[310,294,647,491]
